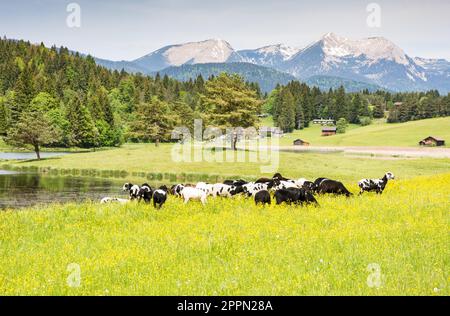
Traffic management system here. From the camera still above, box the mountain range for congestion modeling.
[93,33,450,94]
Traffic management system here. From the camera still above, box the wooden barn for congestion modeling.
[293,139,310,146]
[419,136,445,147]
[322,127,337,136]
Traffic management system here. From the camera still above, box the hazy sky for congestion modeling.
[1,0,449,61]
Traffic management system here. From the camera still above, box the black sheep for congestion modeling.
[317,179,352,197]
[273,173,291,181]
[274,188,318,206]
[254,190,271,205]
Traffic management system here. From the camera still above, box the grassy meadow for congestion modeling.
[6,143,450,185]
[1,173,449,295]
[1,117,449,296]
[266,117,450,147]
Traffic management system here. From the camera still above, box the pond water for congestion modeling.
[0,171,128,209]
[0,152,71,160]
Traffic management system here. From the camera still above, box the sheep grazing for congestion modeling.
[180,187,207,205]
[100,197,130,204]
[170,184,185,197]
[317,179,352,197]
[122,183,141,200]
[358,172,395,195]
[196,182,215,196]
[254,190,271,206]
[242,182,274,197]
[152,186,168,209]
[223,179,247,186]
[255,177,272,184]
[302,181,318,193]
[274,188,318,206]
[272,173,291,181]
[313,178,329,190]
[271,179,299,191]
[138,183,153,203]
[212,183,244,198]
[229,185,245,196]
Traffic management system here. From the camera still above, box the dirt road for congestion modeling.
[274,146,450,158]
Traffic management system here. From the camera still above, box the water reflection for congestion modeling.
[0,172,127,209]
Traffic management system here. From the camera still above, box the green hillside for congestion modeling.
[156,62,297,92]
[304,75,385,92]
[275,117,450,147]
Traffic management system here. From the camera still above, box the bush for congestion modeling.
[336,118,348,134]
[359,116,372,126]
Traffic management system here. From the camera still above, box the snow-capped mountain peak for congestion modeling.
[237,44,299,68]
[414,57,450,71]
[132,39,239,71]
[254,44,299,60]
[162,39,235,65]
[320,32,409,65]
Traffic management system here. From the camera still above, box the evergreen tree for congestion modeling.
[29,92,58,112]
[349,94,362,124]
[200,73,261,150]
[11,65,34,122]
[373,102,385,118]
[336,118,348,134]
[274,88,296,133]
[334,86,348,120]
[65,92,98,147]
[0,95,9,135]
[295,97,305,129]
[128,97,176,146]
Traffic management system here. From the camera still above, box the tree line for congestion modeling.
[267,82,450,133]
[0,38,262,157]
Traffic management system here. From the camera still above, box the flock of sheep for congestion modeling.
[100,172,396,208]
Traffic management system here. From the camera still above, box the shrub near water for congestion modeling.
[0,174,449,295]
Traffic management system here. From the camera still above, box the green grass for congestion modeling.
[8,143,450,184]
[1,173,448,295]
[276,117,450,147]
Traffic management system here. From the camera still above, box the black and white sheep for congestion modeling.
[358,172,395,195]
[223,179,247,186]
[152,186,168,209]
[212,183,245,198]
[313,178,329,190]
[242,182,275,197]
[122,183,141,200]
[302,181,318,193]
[138,183,153,203]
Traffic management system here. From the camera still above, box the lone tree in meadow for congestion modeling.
[127,97,177,146]
[201,73,261,150]
[5,111,60,159]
